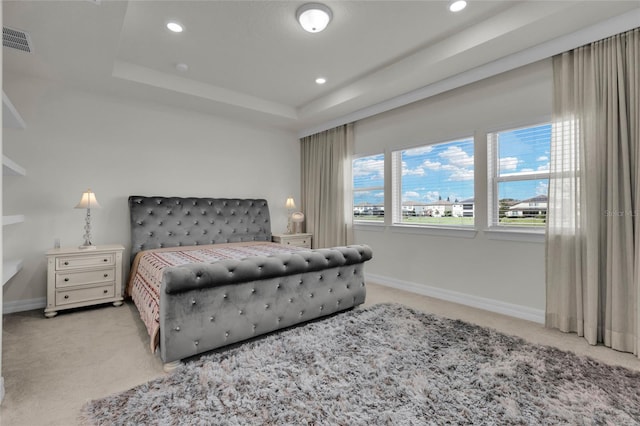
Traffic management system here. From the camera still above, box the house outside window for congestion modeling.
[353,154,384,222]
[487,123,551,228]
[392,137,474,227]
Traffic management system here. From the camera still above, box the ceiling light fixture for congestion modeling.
[449,0,467,12]
[167,22,183,33]
[315,77,326,85]
[176,63,189,72]
[296,3,332,33]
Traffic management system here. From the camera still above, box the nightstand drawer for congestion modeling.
[272,233,313,249]
[55,268,115,288]
[282,237,310,247]
[56,253,115,270]
[56,284,115,306]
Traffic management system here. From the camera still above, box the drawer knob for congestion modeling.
[64,261,69,265]
[64,295,69,299]
[103,259,108,262]
[64,278,69,282]
[103,273,109,278]
[103,289,108,294]
[286,242,290,245]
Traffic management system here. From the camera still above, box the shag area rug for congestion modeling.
[82,304,640,425]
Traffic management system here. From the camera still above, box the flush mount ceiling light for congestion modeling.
[166,21,183,33]
[296,3,332,33]
[315,77,326,84]
[449,0,467,12]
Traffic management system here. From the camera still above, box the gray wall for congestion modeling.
[353,59,552,317]
[3,75,299,307]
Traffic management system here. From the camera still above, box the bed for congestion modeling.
[127,196,373,370]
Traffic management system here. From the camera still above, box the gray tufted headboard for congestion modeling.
[128,196,272,263]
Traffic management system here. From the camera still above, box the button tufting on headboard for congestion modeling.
[128,196,272,263]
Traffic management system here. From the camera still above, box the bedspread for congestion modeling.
[127,242,307,351]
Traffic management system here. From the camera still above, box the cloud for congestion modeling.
[402,161,425,176]
[421,159,442,170]
[448,169,475,181]
[537,163,550,171]
[404,146,433,156]
[499,157,519,171]
[537,156,549,162]
[353,158,384,180]
[520,168,534,172]
[424,191,440,202]
[439,146,473,167]
[536,181,549,195]
[403,191,421,200]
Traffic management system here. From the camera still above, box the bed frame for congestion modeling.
[128,196,372,369]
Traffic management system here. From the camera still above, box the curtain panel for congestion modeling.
[300,124,354,248]
[546,28,639,354]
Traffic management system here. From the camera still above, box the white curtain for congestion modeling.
[546,28,640,354]
[300,123,354,248]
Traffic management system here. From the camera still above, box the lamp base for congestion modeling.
[78,245,97,250]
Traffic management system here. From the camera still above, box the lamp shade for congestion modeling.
[75,189,101,209]
[285,197,296,209]
[296,3,332,33]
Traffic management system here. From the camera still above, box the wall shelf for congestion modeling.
[3,259,24,287]
[2,90,25,403]
[2,215,24,226]
[2,155,26,176]
[3,91,26,129]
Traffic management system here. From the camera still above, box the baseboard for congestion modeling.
[366,273,545,324]
[3,297,46,314]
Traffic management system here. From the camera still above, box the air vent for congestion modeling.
[3,26,33,53]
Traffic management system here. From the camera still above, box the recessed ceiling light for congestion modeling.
[296,3,332,33]
[176,63,189,72]
[167,22,183,33]
[315,77,327,85]
[449,0,467,12]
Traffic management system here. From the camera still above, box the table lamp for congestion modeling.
[75,189,101,249]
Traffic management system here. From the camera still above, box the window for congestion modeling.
[488,123,551,228]
[392,137,474,226]
[353,154,384,222]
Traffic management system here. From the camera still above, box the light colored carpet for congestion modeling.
[81,303,640,424]
[2,283,640,425]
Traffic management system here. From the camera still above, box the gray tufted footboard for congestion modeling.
[159,245,372,363]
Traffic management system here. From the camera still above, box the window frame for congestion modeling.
[352,153,385,224]
[391,136,475,229]
[487,122,551,234]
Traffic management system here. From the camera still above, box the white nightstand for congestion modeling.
[44,244,125,318]
[272,233,313,249]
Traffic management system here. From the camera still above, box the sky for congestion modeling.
[353,124,551,206]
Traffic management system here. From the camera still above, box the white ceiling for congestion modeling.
[3,1,640,135]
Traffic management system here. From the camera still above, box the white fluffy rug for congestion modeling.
[82,304,640,425]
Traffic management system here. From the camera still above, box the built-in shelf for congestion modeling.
[3,91,25,130]
[3,259,24,286]
[2,215,24,226]
[2,155,26,176]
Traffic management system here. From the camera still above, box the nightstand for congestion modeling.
[272,233,312,249]
[44,244,125,318]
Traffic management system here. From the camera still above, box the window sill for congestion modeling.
[484,228,545,243]
[353,222,385,232]
[391,224,477,239]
